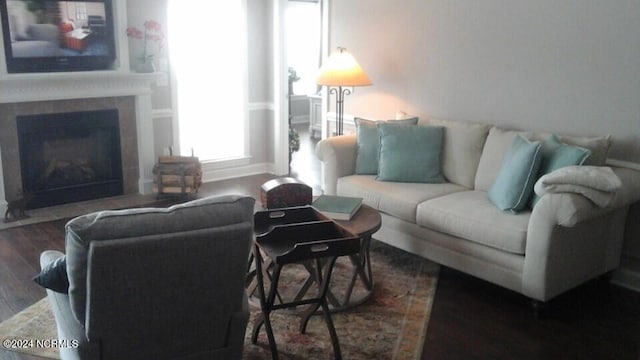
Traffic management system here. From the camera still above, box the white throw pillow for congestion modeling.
[474,127,533,191]
[429,118,491,189]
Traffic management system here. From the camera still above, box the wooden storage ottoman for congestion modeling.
[152,156,202,198]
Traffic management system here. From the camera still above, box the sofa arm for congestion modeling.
[532,166,640,227]
[315,134,357,195]
[532,192,611,227]
[522,167,640,301]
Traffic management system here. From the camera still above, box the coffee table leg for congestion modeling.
[293,261,316,303]
[321,297,342,360]
[319,257,342,360]
[360,235,373,290]
[299,257,343,359]
[295,235,375,312]
[364,235,373,288]
[252,244,282,360]
[339,235,374,308]
[295,260,342,308]
[263,314,279,360]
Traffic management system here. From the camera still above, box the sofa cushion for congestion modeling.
[530,134,592,207]
[488,135,542,213]
[475,127,612,191]
[377,124,445,183]
[65,194,255,325]
[538,134,592,173]
[528,132,612,166]
[428,118,491,188]
[475,127,533,191]
[337,175,467,223]
[28,23,60,42]
[557,134,611,166]
[354,117,419,174]
[417,191,531,255]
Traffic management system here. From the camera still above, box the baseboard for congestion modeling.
[140,163,274,195]
[612,267,640,292]
[151,108,174,119]
[138,179,154,195]
[201,162,274,183]
[248,102,274,112]
[291,115,309,124]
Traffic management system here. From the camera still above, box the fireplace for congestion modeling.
[17,109,124,209]
[0,75,158,217]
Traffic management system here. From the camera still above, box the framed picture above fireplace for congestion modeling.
[0,0,116,73]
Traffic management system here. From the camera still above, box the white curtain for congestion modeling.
[286,0,321,96]
[168,0,247,161]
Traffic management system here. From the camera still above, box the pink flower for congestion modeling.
[126,19,165,61]
[125,27,143,39]
[144,20,162,32]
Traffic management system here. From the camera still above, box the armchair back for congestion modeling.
[64,194,255,359]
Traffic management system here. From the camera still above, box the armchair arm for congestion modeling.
[315,134,357,195]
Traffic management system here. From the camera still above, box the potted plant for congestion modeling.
[126,20,165,73]
[288,67,301,161]
[289,127,300,155]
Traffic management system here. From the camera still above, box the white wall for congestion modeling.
[329,0,640,163]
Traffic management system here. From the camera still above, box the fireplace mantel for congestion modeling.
[0,71,158,104]
[0,71,160,216]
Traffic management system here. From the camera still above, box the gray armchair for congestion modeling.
[40,194,255,359]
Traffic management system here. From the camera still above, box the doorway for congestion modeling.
[282,0,326,191]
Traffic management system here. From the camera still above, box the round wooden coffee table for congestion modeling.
[327,204,382,311]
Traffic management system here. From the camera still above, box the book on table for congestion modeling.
[312,195,363,221]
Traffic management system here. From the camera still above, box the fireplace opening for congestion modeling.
[17,109,123,209]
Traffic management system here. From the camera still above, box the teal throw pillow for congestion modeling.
[488,134,542,213]
[529,134,591,207]
[376,124,445,183]
[355,117,419,174]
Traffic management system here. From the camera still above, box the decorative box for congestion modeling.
[260,177,312,209]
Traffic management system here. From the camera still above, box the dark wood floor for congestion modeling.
[1,125,639,359]
[422,267,640,360]
[0,218,67,360]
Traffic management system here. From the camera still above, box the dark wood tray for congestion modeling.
[254,205,329,235]
[254,206,359,264]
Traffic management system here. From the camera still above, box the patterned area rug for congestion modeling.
[0,240,438,359]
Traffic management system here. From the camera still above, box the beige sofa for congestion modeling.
[316,118,640,304]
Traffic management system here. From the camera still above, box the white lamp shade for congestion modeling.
[316,48,372,87]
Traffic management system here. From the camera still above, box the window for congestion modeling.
[286,0,321,96]
[167,1,248,161]
[75,2,87,21]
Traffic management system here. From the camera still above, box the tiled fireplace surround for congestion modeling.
[0,73,158,219]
